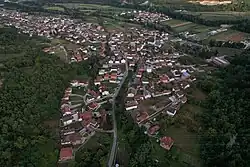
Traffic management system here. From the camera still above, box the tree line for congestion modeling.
[197,52,250,167]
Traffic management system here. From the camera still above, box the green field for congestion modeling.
[162,19,190,27]
[57,3,131,11]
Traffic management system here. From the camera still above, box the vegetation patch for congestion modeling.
[44,6,65,11]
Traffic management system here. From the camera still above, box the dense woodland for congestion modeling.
[198,53,250,167]
[0,27,74,167]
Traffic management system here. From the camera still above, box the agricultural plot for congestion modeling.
[57,3,131,12]
[208,29,249,42]
[173,23,197,32]
[162,19,190,27]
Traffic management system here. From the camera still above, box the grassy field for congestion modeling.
[162,19,190,27]
[44,6,65,12]
[163,103,203,167]
[212,47,243,56]
[57,3,131,12]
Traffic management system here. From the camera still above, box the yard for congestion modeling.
[72,87,86,96]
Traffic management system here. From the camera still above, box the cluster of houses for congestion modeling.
[58,79,113,163]
[122,28,198,151]
[120,10,171,24]
[0,9,107,64]
[0,7,203,160]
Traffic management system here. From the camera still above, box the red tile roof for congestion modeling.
[160,75,169,83]
[136,111,149,124]
[61,105,70,113]
[88,90,99,97]
[65,87,72,93]
[110,73,117,80]
[148,125,160,135]
[59,147,73,161]
[104,74,109,79]
[88,102,98,110]
[80,112,92,120]
[160,136,174,150]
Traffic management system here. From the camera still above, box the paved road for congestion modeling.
[108,62,128,167]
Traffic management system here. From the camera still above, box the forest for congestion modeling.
[0,27,73,167]
[198,52,250,167]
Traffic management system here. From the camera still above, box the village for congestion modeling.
[0,8,213,166]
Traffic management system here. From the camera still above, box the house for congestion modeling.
[136,111,149,124]
[125,100,138,111]
[110,73,118,80]
[89,119,99,128]
[148,125,160,135]
[181,96,187,104]
[121,59,126,64]
[142,78,149,84]
[70,80,79,87]
[181,82,190,90]
[62,92,70,101]
[61,132,84,146]
[152,90,171,97]
[136,71,143,78]
[144,89,151,99]
[58,147,74,162]
[160,136,174,150]
[146,66,153,73]
[88,102,99,111]
[176,91,184,98]
[61,113,80,126]
[88,90,101,99]
[102,90,110,96]
[127,87,137,98]
[94,78,101,85]
[98,69,105,75]
[172,86,180,92]
[80,112,92,127]
[65,87,72,93]
[166,107,177,117]
[104,74,109,80]
[61,104,71,116]
[129,61,136,67]
[189,76,196,82]
[135,94,145,101]
[181,70,190,79]
[78,81,88,87]
[159,75,170,83]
